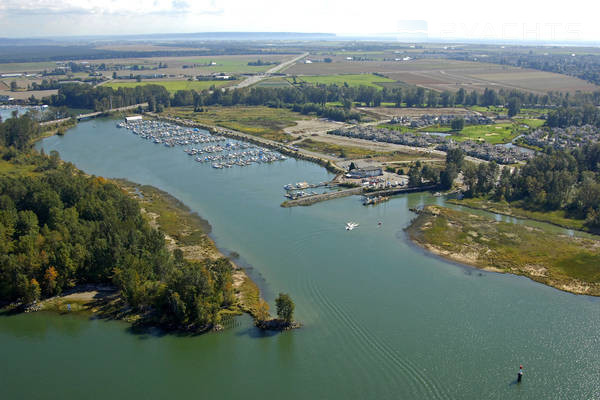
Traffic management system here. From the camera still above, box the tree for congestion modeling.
[44,266,59,296]
[275,293,294,323]
[446,148,465,169]
[24,278,41,304]
[421,164,440,184]
[451,118,465,131]
[455,88,466,105]
[348,162,357,171]
[507,97,521,118]
[10,81,18,92]
[408,163,422,186]
[440,164,457,189]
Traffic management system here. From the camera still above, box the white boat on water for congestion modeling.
[345,222,359,231]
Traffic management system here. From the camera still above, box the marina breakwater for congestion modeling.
[281,184,440,207]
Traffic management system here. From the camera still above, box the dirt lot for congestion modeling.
[284,118,347,137]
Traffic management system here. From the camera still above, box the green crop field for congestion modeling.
[182,56,283,74]
[299,74,396,89]
[103,80,231,93]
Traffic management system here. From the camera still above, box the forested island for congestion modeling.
[0,114,296,332]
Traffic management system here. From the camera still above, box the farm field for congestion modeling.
[182,55,289,74]
[0,61,57,73]
[162,106,305,142]
[286,58,599,94]
[103,79,231,93]
[298,73,396,89]
[0,88,57,100]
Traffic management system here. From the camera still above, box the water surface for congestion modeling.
[3,118,597,399]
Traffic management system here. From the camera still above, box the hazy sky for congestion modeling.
[0,0,597,42]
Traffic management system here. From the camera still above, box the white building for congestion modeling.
[125,115,143,122]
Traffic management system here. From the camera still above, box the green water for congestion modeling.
[2,119,598,399]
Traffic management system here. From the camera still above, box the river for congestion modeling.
[1,118,598,399]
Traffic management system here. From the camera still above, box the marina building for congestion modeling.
[346,167,383,179]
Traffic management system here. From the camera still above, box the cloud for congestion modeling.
[0,0,223,17]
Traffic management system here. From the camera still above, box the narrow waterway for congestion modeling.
[1,118,598,399]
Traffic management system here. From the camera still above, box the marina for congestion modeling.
[119,119,288,169]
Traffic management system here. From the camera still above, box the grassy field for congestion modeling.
[407,205,600,296]
[447,197,587,232]
[468,105,507,115]
[0,61,57,73]
[103,79,231,93]
[451,123,526,144]
[163,106,303,142]
[517,118,545,129]
[299,73,396,89]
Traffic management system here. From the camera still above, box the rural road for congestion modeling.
[230,52,309,89]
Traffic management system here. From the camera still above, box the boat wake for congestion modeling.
[305,279,452,400]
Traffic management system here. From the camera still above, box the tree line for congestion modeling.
[46,82,594,125]
[546,105,600,128]
[461,144,600,230]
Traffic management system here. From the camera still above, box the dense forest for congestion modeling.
[0,116,235,330]
[462,144,600,230]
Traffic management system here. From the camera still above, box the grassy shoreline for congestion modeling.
[406,205,600,296]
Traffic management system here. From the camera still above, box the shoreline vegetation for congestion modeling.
[406,205,600,296]
[0,114,298,333]
[446,197,588,233]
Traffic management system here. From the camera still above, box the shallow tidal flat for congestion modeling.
[407,205,600,296]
